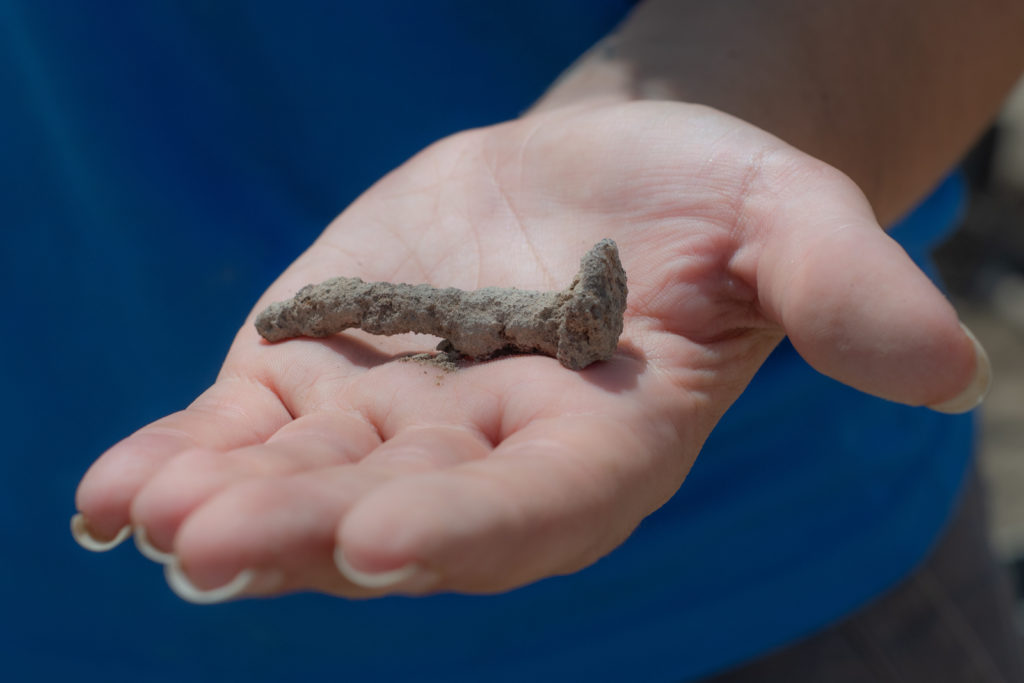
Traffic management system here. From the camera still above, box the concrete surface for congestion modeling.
[959,295,1024,561]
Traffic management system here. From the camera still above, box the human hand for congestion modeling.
[72,102,987,602]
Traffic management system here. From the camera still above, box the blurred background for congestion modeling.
[934,76,1024,626]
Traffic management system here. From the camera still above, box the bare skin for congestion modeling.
[536,0,1024,225]
[73,0,1021,600]
[74,102,978,598]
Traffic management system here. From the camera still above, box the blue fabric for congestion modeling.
[1,2,973,681]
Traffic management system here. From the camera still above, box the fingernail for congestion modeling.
[70,513,131,552]
[133,525,177,565]
[163,562,257,605]
[929,323,992,414]
[334,547,438,591]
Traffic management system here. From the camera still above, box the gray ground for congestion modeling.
[962,295,1024,562]
[935,184,1024,626]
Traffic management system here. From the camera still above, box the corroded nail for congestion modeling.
[255,239,628,370]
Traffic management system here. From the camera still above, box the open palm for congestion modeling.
[73,102,978,602]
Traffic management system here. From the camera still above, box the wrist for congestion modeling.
[526,37,638,117]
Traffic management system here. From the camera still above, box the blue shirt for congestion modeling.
[0,2,973,681]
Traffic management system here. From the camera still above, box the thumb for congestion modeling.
[755,177,990,413]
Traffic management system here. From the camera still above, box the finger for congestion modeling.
[73,377,291,547]
[164,425,491,601]
[335,414,687,594]
[750,166,988,411]
[129,411,381,559]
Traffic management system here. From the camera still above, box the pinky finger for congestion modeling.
[72,377,291,548]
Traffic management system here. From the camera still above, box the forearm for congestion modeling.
[532,0,1024,224]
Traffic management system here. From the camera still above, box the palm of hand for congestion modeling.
[73,102,972,601]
